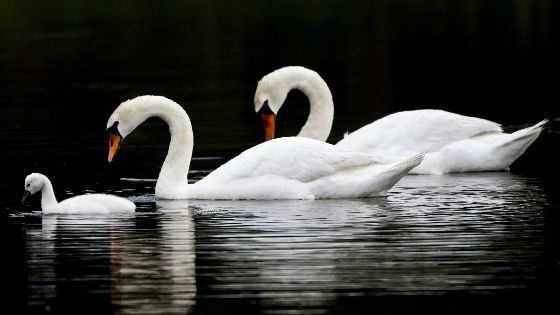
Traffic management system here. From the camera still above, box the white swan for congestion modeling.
[254,66,547,175]
[22,173,136,214]
[106,95,423,200]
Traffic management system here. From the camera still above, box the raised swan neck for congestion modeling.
[123,96,194,198]
[277,67,334,141]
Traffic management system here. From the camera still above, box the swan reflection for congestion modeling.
[25,206,196,315]
[23,173,548,314]
[188,173,547,312]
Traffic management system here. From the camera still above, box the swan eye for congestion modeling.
[26,184,30,187]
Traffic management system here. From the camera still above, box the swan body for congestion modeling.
[107,95,423,200]
[336,110,546,174]
[254,66,546,175]
[193,137,424,199]
[23,173,136,214]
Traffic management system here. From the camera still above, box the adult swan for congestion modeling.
[106,95,423,200]
[254,66,546,175]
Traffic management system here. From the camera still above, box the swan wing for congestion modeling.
[201,137,379,184]
[336,109,502,155]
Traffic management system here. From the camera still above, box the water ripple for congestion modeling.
[8,172,555,314]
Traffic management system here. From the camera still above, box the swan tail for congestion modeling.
[490,119,547,168]
[309,153,423,199]
[506,119,547,142]
[529,119,548,130]
[361,153,424,197]
[500,119,546,148]
[380,152,425,175]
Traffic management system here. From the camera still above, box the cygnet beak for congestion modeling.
[22,190,32,204]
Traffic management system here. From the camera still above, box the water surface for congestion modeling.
[2,172,556,314]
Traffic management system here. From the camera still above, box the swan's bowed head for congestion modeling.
[254,66,334,141]
[107,95,173,162]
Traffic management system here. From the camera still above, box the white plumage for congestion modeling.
[254,66,546,174]
[336,110,546,174]
[23,173,136,214]
[194,137,424,199]
[107,95,422,200]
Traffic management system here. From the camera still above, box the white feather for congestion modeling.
[24,173,136,214]
[108,96,421,200]
[256,66,546,174]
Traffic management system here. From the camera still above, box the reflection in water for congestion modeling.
[25,204,196,315]
[21,173,553,314]
[113,201,196,314]
[189,173,549,313]
[26,216,115,314]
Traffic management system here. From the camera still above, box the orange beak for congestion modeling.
[108,133,122,163]
[261,113,276,141]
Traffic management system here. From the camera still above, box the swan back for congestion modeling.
[192,137,419,200]
[56,194,136,214]
[199,137,378,185]
[336,109,502,156]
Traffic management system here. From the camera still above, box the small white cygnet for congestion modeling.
[23,173,135,214]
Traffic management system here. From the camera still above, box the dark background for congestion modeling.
[1,1,558,189]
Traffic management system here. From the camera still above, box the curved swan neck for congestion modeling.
[158,106,193,193]
[147,99,193,194]
[278,67,334,141]
[40,177,58,212]
[116,96,194,196]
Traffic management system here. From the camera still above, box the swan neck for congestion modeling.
[153,102,193,196]
[292,72,334,141]
[41,178,58,212]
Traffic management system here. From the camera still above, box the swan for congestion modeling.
[254,66,547,175]
[106,95,424,200]
[22,173,136,214]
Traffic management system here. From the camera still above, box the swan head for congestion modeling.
[106,120,123,163]
[106,96,158,162]
[254,72,290,141]
[23,173,47,203]
[254,66,330,141]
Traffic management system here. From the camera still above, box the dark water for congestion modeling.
[1,0,559,314]
[4,174,559,314]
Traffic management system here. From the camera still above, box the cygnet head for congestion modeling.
[23,173,47,203]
